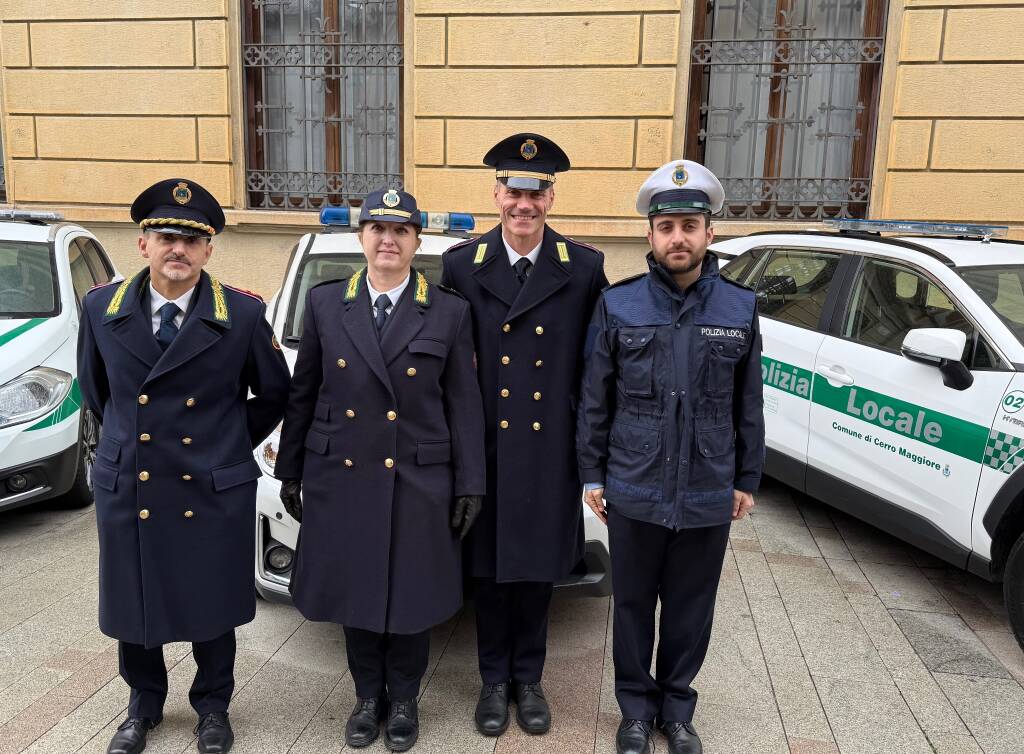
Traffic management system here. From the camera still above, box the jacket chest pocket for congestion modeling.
[617,328,656,398]
[704,335,748,395]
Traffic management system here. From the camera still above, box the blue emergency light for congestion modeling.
[825,218,1009,242]
[319,207,474,233]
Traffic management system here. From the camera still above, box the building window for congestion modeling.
[242,0,403,211]
[686,0,887,221]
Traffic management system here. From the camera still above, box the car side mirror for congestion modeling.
[901,328,973,390]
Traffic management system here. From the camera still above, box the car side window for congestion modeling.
[844,259,991,367]
[68,242,97,307]
[751,248,841,329]
[78,238,114,284]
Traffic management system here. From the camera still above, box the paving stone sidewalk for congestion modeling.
[2,478,1023,753]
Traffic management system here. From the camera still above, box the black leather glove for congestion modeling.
[279,480,303,523]
[451,495,483,540]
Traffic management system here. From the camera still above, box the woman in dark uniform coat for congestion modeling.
[274,188,486,752]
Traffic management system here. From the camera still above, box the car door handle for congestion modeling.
[816,364,854,385]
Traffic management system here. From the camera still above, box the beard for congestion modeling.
[160,259,194,281]
[655,247,704,275]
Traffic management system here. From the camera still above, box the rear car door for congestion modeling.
[807,256,1011,557]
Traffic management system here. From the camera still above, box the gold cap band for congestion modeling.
[496,169,556,183]
[140,217,215,236]
[368,207,413,219]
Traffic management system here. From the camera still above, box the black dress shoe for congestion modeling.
[513,682,551,734]
[616,719,654,754]
[107,717,159,754]
[383,698,418,752]
[474,682,510,736]
[194,712,234,753]
[662,720,703,754]
[346,696,385,748]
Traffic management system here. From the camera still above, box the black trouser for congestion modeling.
[343,626,431,701]
[473,578,553,685]
[609,509,731,723]
[119,629,236,720]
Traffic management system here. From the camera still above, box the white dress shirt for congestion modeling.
[149,282,195,336]
[502,235,542,268]
[366,273,411,318]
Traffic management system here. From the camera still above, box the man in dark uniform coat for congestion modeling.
[274,188,486,752]
[77,179,290,754]
[576,160,765,754]
[441,134,608,736]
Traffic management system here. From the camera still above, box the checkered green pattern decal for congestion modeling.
[984,430,1024,474]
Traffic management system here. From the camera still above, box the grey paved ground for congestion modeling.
[2,478,1024,754]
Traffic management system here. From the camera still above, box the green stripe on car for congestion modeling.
[761,354,1021,473]
[0,318,47,348]
[26,378,82,431]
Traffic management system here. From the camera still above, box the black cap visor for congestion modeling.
[647,189,712,216]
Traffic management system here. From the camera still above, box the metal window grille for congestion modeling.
[243,0,403,211]
[686,0,887,221]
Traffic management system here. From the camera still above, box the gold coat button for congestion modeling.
[387,411,397,421]
[535,360,543,367]
[346,409,356,418]
[502,323,511,333]
[139,433,151,442]
[185,398,196,407]
[138,395,149,405]
[182,474,192,481]
[533,392,542,400]
[184,510,194,518]
[337,358,347,368]
[533,422,542,431]
[500,389,510,398]
[407,368,417,377]
[500,420,509,429]
[535,326,544,335]
[138,471,150,481]
[139,509,150,520]
[344,459,354,467]
[182,437,192,445]
[501,356,510,365]
[385,458,395,468]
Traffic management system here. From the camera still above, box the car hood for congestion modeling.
[0,317,67,387]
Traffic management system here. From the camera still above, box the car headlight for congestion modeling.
[257,422,282,474]
[0,367,73,430]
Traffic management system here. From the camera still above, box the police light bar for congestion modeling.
[0,210,64,223]
[319,207,475,233]
[825,218,1009,241]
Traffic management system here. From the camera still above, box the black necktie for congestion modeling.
[156,302,180,350]
[374,295,391,335]
[514,257,532,286]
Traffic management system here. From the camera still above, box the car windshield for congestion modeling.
[284,251,444,344]
[0,241,58,318]
[959,265,1024,346]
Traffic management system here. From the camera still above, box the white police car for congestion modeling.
[713,219,1024,649]
[0,210,118,513]
[253,207,612,602]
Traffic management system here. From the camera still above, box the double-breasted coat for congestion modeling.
[274,269,486,634]
[441,225,608,583]
[77,269,290,648]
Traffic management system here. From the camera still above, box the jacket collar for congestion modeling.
[646,250,720,301]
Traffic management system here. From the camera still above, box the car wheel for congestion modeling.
[60,410,98,509]
[1005,532,1024,652]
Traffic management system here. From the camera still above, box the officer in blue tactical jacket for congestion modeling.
[576,161,765,754]
[77,179,290,754]
[274,188,486,752]
[441,133,608,738]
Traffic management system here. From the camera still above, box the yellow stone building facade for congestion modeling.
[0,0,1021,295]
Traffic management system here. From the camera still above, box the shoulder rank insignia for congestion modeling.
[556,241,570,264]
[414,270,430,306]
[344,268,365,301]
[473,243,488,264]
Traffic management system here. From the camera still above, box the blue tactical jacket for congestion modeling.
[576,252,765,530]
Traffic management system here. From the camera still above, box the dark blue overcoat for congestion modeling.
[77,268,290,648]
[441,225,608,582]
[274,269,486,634]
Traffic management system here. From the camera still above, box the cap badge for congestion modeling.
[520,139,538,161]
[671,164,689,187]
[172,182,192,205]
[382,189,401,208]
